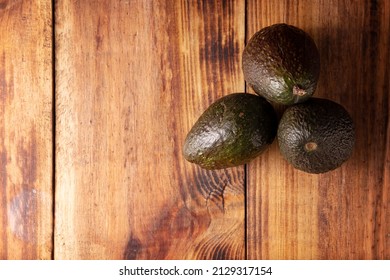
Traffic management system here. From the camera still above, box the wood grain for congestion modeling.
[246,0,389,259]
[55,0,245,259]
[0,0,53,259]
[1,0,387,260]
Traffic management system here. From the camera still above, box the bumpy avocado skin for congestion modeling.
[277,98,355,174]
[183,93,278,169]
[243,23,320,105]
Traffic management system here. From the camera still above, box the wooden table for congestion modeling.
[0,0,389,260]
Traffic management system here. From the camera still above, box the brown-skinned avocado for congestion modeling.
[183,93,278,169]
[243,23,320,105]
[277,98,355,174]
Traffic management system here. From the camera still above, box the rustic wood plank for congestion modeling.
[55,0,245,259]
[246,0,389,259]
[0,0,53,259]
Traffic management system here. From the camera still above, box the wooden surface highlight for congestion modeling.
[0,0,388,260]
[0,0,53,259]
[55,0,245,259]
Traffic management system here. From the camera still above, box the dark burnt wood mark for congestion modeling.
[123,235,142,260]
[17,127,38,186]
[0,0,8,10]
[0,0,53,259]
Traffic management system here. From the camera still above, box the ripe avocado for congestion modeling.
[277,98,355,174]
[183,93,278,169]
[242,23,320,105]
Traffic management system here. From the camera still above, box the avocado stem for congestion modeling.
[305,142,318,152]
[293,85,306,96]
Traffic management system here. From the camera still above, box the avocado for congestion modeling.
[242,23,320,105]
[183,93,278,169]
[277,98,355,174]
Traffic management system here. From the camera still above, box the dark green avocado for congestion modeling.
[277,98,355,174]
[242,23,320,105]
[183,93,278,169]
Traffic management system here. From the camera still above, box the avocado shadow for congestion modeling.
[313,21,388,179]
